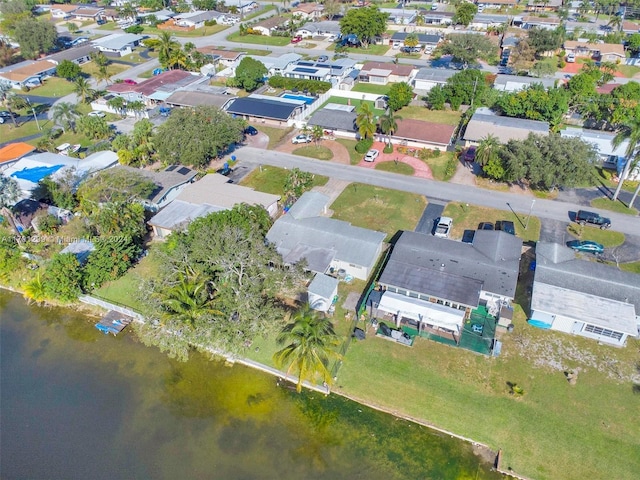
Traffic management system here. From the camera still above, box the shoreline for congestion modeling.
[0,283,527,479]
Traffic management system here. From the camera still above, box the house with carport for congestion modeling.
[530,242,639,347]
[563,41,625,62]
[413,67,457,93]
[0,60,57,89]
[358,61,417,85]
[266,191,386,281]
[463,108,549,145]
[252,16,288,36]
[148,173,280,238]
[91,33,143,57]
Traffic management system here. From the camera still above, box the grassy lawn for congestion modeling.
[351,83,390,95]
[142,24,228,37]
[336,308,640,480]
[596,167,638,193]
[292,145,333,160]
[375,161,415,175]
[442,202,541,242]
[566,224,625,247]
[244,4,275,20]
[335,138,363,165]
[590,197,638,215]
[0,120,46,144]
[30,77,76,98]
[230,47,272,55]
[120,49,158,64]
[321,96,386,116]
[334,44,390,56]
[239,165,328,196]
[81,62,128,78]
[617,64,640,78]
[97,22,119,31]
[396,105,463,126]
[619,261,640,274]
[253,124,293,149]
[424,151,456,182]
[330,183,427,240]
[227,31,292,46]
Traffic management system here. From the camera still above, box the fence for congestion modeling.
[78,295,144,321]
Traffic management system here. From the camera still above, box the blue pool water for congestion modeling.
[528,319,552,329]
[281,94,315,104]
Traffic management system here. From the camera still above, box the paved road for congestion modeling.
[236,146,640,236]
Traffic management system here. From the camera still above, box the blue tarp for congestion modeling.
[11,165,64,183]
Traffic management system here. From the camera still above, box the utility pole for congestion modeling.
[26,98,40,131]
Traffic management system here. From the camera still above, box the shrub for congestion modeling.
[355,138,373,154]
[444,156,457,180]
[124,25,144,34]
[268,75,331,94]
[383,143,393,154]
[204,20,217,26]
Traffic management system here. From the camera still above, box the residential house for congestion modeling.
[196,47,245,68]
[381,8,417,25]
[72,6,105,21]
[115,165,197,212]
[295,20,341,38]
[282,58,357,83]
[60,240,95,265]
[267,191,386,281]
[91,33,144,56]
[148,173,280,238]
[307,274,339,312]
[463,108,549,145]
[393,119,456,150]
[46,44,97,66]
[493,74,556,92]
[164,89,236,110]
[292,3,324,21]
[245,53,301,76]
[358,61,417,85]
[516,16,560,30]
[307,106,357,134]
[470,13,510,31]
[375,229,522,345]
[389,32,441,48]
[50,4,78,19]
[563,41,626,62]
[530,242,639,347]
[526,0,563,11]
[478,0,517,8]
[224,94,307,125]
[414,10,454,25]
[138,9,175,23]
[174,10,225,29]
[622,21,640,35]
[0,60,57,89]
[252,16,288,36]
[106,70,203,105]
[413,67,457,92]
[0,143,36,172]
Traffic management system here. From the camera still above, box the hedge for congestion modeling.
[268,76,331,94]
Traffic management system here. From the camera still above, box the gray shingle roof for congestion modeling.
[116,165,197,205]
[308,273,339,299]
[414,67,457,83]
[307,109,357,132]
[148,200,223,230]
[463,109,549,143]
[46,44,96,63]
[165,90,235,109]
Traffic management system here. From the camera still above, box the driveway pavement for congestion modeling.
[415,202,445,235]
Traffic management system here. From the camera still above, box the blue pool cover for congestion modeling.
[11,165,64,183]
[528,319,552,329]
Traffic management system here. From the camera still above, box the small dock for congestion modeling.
[95,310,133,336]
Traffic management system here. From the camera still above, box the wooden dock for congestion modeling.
[95,310,133,336]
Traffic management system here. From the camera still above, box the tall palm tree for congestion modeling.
[356,102,376,141]
[607,13,623,32]
[127,100,146,119]
[273,304,341,393]
[160,272,221,327]
[167,49,188,70]
[51,101,80,133]
[107,96,127,117]
[0,83,20,128]
[158,31,180,68]
[379,108,401,146]
[94,66,112,87]
[23,273,47,305]
[611,118,640,201]
[475,134,501,167]
[0,174,20,232]
[74,77,96,104]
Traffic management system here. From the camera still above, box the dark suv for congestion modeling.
[575,210,611,229]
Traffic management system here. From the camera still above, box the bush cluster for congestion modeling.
[355,138,373,154]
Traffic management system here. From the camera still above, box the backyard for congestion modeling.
[396,105,463,126]
[320,96,386,116]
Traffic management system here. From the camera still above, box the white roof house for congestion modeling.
[493,74,557,92]
[531,242,640,347]
[463,108,549,145]
[245,53,302,76]
[266,191,386,281]
[91,34,144,56]
[413,67,457,93]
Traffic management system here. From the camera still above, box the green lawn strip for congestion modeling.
[254,124,294,149]
[423,151,455,182]
[292,145,333,160]
[337,44,390,56]
[595,167,638,193]
[229,47,272,55]
[142,24,228,37]
[335,138,363,165]
[81,62,128,78]
[97,22,119,31]
[227,31,292,46]
[244,4,275,20]
[619,261,640,273]
[351,83,391,95]
[442,202,541,242]
[590,197,638,215]
[0,120,46,144]
[617,64,640,78]
[374,161,415,175]
[330,183,426,241]
[30,77,76,97]
[566,224,625,247]
[239,165,328,196]
[321,96,386,116]
[396,105,462,126]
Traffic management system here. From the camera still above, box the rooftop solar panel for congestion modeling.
[293,67,318,74]
[177,167,191,175]
[165,165,178,171]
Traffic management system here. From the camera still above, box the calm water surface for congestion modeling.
[0,290,503,480]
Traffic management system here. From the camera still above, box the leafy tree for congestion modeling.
[34,213,61,234]
[323,0,341,21]
[51,101,80,132]
[77,168,155,210]
[339,6,389,48]
[66,21,80,34]
[273,304,341,393]
[83,236,141,291]
[611,118,640,202]
[403,32,419,49]
[438,34,496,69]
[387,82,413,111]
[628,33,640,55]
[56,59,82,80]
[355,102,376,140]
[193,0,218,9]
[509,38,536,73]
[44,253,83,301]
[425,84,447,110]
[530,58,556,78]
[13,17,57,59]
[0,174,20,230]
[113,119,156,166]
[283,168,314,205]
[94,66,112,86]
[527,28,564,56]
[90,51,110,68]
[453,2,477,26]
[90,201,147,239]
[77,115,111,140]
[0,83,20,128]
[483,155,506,180]
[154,106,244,168]
[494,84,569,129]
[34,173,78,210]
[118,2,138,21]
[476,134,501,167]
[124,24,144,34]
[379,108,401,145]
[73,77,96,104]
[232,57,267,91]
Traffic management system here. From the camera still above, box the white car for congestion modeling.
[292,134,312,144]
[363,149,380,162]
[434,216,453,238]
[88,111,106,118]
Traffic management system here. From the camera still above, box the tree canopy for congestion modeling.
[387,82,413,111]
[453,3,477,26]
[339,7,389,48]
[56,59,82,80]
[437,33,496,68]
[494,84,570,129]
[13,17,56,59]
[527,28,564,55]
[231,57,267,91]
[426,69,488,110]
[154,106,244,168]
[76,168,156,207]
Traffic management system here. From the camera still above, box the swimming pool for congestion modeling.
[281,93,316,105]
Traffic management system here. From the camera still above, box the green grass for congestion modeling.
[321,96,386,117]
[97,22,119,31]
[619,261,640,273]
[335,138,363,165]
[227,31,292,46]
[595,167,638,193]
[0,120,46,144]
[292,145,333,160]
[566,224,625,247]
[29,77,76,98]
[374,161,415,175]
[119,49,158,64]
[330,183,426,240]
[229,47,272,55]
[351,83,391,95]
[239,165,328,196]
[142,24,228,37]
[617,64,640,78]
[590,197,638,215]
[423,151,455,182]
[244,4,275,20]
[332,43,390,56]
[80,62,128,78]
[396,105,463,126]
[442,202,541,242]
[254,125,293,149]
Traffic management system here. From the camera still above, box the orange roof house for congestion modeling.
[0,142,37,169]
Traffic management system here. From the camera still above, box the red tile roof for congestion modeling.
[107,70,193,96]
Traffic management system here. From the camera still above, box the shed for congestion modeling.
[308,274,339,312]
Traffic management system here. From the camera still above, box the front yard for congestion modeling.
[239,165,328,196]
[396,105,463,126]
[227,31,292,46]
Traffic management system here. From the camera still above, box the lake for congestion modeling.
[0,290,503,480]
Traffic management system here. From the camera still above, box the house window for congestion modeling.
[583,324,623,341]
[397,289,407,296]
[408,291,418,298]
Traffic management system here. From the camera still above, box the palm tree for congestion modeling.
[107,96,127,117]
[607,13,623,32]
[475,134,501,167]
[0,174,20,232]
[94,66,112,87]
[611,118,640,202]
[311,124,324,146]
[273,304,341,393]
[158,31,180,67]
[23,273,47,305]
[127,100,146,119]
[379,108,401,146]
[356,102,376,141]
[0,83,20,128]
[160,272,221,327]
[167,49,188,70]
[51,101,80,133]
[74,77,96,104]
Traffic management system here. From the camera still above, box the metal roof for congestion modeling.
[464,109,549,143]
[164,90,235,109]
[308,274,339,299]
[560,127,629,158]
[92,33,143,51]
[148,200,223,230]
[226,96,301,121]
[308,109,357,132]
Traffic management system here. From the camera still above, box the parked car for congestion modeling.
[292,134,312,144]
[291,35,302,44]
[495,220,515,235]
[478,222,494,230]
[431,3,438,9]
[434,216,453,238]
[122,79,137,85]
[0,110,19,124]
[567,240,604,255]
[317,55,328,62]
[71,37,89,46]
[244,126,258,136]
[88,111,106,118]
[462,146,476,163]
[566,53,576,63]
[575,210,611,229]
[363,149,380,162]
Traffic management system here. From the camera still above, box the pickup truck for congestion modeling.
[575,210,611,229]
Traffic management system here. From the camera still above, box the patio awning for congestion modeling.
[377,291,465,332]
